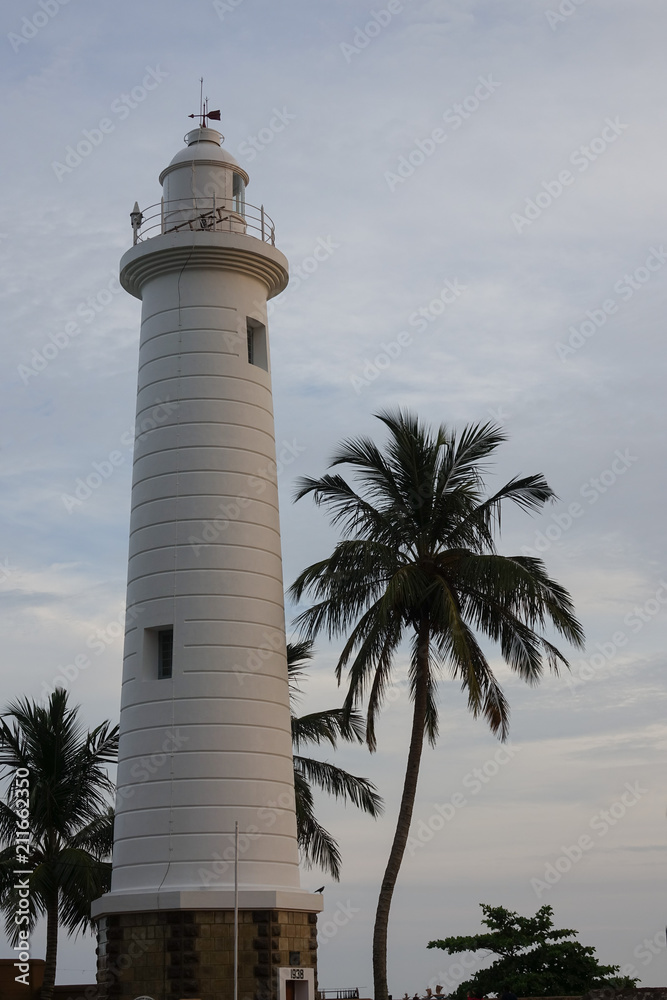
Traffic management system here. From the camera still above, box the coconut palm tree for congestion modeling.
[289,410,585,1000]
[0,689,118,1000]
[288,639,383,879]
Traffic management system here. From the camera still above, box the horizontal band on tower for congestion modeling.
[92,888,324,917]
[120,231,289,300]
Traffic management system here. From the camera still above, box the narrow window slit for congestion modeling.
[158,628,173,679]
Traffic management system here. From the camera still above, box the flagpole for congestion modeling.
[234,820,239,1000]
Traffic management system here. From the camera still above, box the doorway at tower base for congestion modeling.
[95,908,318,1000]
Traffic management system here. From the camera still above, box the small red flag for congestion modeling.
[207,110,221,121]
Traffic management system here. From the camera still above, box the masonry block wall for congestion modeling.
[96,909,318,1000]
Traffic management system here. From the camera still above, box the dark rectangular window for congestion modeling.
[246,319,268,370]
[158,628,173,679]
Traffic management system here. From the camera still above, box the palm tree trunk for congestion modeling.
[372,621,430,1000]
[38,893,58,1000]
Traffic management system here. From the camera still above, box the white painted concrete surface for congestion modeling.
[94,127,320,917]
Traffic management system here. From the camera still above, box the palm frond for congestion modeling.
[292,708,365,749]
[288,641,383,879]
[293,769,342,879]
[294,756,383,816]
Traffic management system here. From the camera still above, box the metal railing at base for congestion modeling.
[317,990,360,999]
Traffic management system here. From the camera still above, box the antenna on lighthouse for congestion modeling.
[188,76,222,128]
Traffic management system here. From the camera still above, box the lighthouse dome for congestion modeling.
[159,126,249,213]
[160,127,248,179]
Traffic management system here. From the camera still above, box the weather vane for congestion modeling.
[188,77,222,132]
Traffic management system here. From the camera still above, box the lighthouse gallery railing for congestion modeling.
[131,197,277,246]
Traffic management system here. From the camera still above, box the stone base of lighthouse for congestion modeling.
[96,908,318,1000]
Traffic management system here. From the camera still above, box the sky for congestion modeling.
[1,0,666,993]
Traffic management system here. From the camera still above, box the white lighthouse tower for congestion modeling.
[92,119,322,1000]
